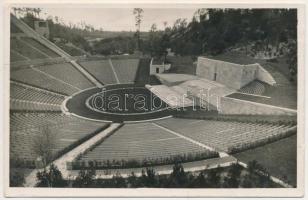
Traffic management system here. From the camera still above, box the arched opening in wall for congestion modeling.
[156,68,160,73]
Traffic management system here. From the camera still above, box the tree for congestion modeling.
[163,8,297,57]
[205,167,221,188]
[167,163,188,187]
[241,174,254,188]
[163,21,168,29]
[143,168,158,187]
[243,160,272,188]
[73,168,96,187]
[10,170,25,187]
[12,7,18,16]
[148,23,158,56]
[133,8,144,50]
[110,172,127,188]
[287,40,297,82]
[33,126,56,168]
[36,164,67,187]
[127,172,138,188]
[190,171,207,188]
[222,164,242,188]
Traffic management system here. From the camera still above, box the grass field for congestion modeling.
[166,56,196,75]
[234,135,297,186]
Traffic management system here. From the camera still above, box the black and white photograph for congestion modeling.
[2,1,305,198]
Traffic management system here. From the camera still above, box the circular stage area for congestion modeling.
[65,84,172,122]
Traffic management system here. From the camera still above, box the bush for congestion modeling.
[36,164,67,187]
[10,170,25,187]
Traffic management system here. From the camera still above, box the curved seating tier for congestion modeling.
[155,118,294,153]
[35,63,94,90]
[10,99,62,112]
[11,37,47,60]
[79,60,117,84]
[10,82,65,105]
[11,67,79,95]
[239,80,266,95]
[79,123,211,163]
[111,59,139,83]
[22,37,60,58]
[10,112,108,167]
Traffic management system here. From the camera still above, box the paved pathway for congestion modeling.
[108,59,120,84]
[69,156,238,179]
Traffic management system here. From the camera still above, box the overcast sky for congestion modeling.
[37,7,197,32]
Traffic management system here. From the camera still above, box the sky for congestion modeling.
[36,7,197,32]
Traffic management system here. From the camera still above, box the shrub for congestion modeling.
[10,170,25,187]
[36,164,67,187]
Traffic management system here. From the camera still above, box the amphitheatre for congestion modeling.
[9,13,297,188]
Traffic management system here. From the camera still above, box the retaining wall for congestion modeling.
[220,96,297,116]
[196,57,276,89]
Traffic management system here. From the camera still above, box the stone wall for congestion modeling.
[215,62,243,89]
[196,57,276,89]
[240,64,258,87]
[196,57,244,89]
[220,96,296,116]
[255,64,277,85]
[196,57,217,80]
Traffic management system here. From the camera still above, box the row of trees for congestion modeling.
[168,9,297,56]
[12,7,42,18]
[31,161,279,188]
[14,8,297,57]
[99,9,297,59]
[71,151,219,170]
[13,8,297,79]
[86,8,298,81]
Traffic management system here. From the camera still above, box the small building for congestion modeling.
[149,58,171,75]
[34,20,49,38]
[166,48,175,56]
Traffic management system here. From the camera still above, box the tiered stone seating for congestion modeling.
[55,43,85,56]
[10,112,68,131]
[239,80,266,95]
[111,59,139,83]
[22,37,60,58]
[10,37,47,60]
[11,22,23,33]
[10,99,61,111]
[10,112,108,166]
[11,67,79,95]
[35,63,94,90]
[79,123,209,163]
[10,82,65,104]
[154,118,294,153]
[10,50,27,62]
[79,60,117,84]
